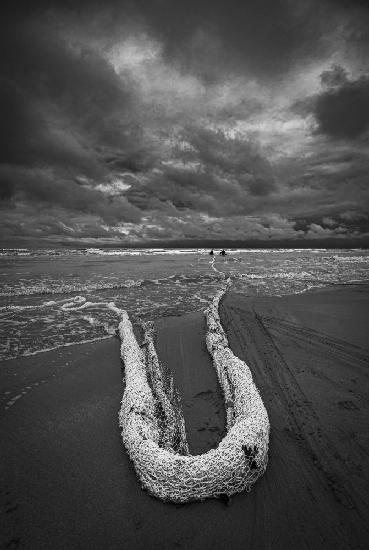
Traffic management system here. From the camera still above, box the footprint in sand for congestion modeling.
[337,400,359,411]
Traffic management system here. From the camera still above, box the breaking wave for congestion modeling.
[1,248,369,361]
[0,272,222,298]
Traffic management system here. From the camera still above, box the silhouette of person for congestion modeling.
[209,249,214,255]
[220,249,226,256]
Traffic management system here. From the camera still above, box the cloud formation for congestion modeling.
[314,72,369,139]
[1,0,369,246]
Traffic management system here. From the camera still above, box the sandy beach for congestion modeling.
[1,284,369,549]
[3,0,369,545]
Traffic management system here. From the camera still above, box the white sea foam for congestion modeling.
[333,255,369,262]
[1,334,116,362]
[0,272,223,298]
[0,278,145,297]
[2,248,369,362]
[0,247,210,258]
[239,271,315,280]
[3,247,365,259]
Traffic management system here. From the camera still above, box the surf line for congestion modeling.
[118,279,270,503]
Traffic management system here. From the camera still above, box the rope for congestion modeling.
[118,279,270,503]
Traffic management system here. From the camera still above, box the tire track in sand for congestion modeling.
[219,292,369,550]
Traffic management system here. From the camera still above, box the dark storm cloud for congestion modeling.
[314,70,369,139]
[0,7,151,226]
[125,127,276,219]
[1,0,369,244]
[0,14,138,166]
[0,165,141,224]
[295,210,369,236]
[129,0,335,80]
[182,127,276,196]
[275,144,369,216]
[0,204,126,246]
[5,0,355,81]
[320,64,349,88]
[0,80,102,176]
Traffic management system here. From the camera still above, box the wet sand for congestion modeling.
[1,285,369,549]
[155,312,227,454]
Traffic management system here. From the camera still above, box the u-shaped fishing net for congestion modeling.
[118,283,270,503]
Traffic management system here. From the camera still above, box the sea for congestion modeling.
[1,247,368,361]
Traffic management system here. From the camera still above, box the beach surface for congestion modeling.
[1,285,369,549]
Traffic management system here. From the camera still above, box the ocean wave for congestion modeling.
[333,255,369,262]
[3,247,366,258]
[0,272,222,298]
[2,250,369,362]
[0,247,210,258]
[0,278,145,297]
[238,270,316,280]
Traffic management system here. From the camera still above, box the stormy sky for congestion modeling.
[1,0,369,247]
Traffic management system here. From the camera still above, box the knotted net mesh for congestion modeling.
[118,282,270,503]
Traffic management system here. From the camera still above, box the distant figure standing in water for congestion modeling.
[220,249,226,256]
[209,249,214,256]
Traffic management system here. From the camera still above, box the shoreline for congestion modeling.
[1,284,369,549]
[1,280,368,365]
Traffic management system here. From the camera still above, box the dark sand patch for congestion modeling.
[154,312,226,454]
[1,285,369,549]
